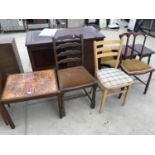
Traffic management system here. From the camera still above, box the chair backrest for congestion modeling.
[119,32,147,59]
[53,34,84,70]
[93,40,123,73]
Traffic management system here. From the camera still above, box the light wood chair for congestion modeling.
[93,40,133,112]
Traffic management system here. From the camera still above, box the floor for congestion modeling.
[0,23,155,134]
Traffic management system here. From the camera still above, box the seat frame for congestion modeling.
[53,35,97,116]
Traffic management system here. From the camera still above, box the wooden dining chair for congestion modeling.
[93,40,133,112]
[119,33,154,94]
[53,34,97,116]
[119,32,155,64]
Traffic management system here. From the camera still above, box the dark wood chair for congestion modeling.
[119,32,155,64]
[53,35,97,116]
[119,33,155,94]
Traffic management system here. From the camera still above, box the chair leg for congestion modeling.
[122,85,131,106]
[144,71,153,94]
[59,93,65,117]
[0,108,9,125]
[0,103,15,129]
[99,89,108,113]
[90,84,97,109]
[58,94,64,119]
[7,104,11,108]
[147,55,151,64]
[118,87,125,99]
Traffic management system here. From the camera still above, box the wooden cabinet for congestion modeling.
[25,26,105,76]
[0,37,23,83]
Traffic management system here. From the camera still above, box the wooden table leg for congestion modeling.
[0,103,15,129]
[59,93,65,117]
[90,84,97,109]
[144,71,153,94]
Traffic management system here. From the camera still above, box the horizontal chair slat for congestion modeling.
[94,40,121,46]
[58,57,81,64]
[97,52,118,58]
[56,42,80,50]
[57,50,81,57]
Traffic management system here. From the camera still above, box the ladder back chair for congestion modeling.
[94,40,133,112]
[120,33,154,94]
[53,34,97,116]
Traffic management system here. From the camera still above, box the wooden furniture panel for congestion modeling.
[0,37,23,83]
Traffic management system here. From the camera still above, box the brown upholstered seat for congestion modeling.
[59,66,95,89]
[121,59,152,74]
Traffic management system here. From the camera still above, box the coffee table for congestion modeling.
[0,69,62,129]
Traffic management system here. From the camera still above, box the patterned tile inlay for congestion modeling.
[1,70,58,101]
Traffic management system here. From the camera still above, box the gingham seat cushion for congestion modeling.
[97,68,133,88]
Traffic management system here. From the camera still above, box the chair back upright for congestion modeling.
[53,34,84,70]
[93,40,123,74]
[119,32,147,60]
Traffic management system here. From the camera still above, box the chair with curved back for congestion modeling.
[53,34,97,116]
[120,32,155,64]
[119,32,154,94]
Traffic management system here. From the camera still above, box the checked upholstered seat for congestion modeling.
[97,68,133,89]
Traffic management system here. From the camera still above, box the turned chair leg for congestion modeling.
[90,84,97,109]
[99,89,108,113]
[144,71,153,94]
[122,85,131,106]
[0,103,15,129]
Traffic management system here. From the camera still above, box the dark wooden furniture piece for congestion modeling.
[119,34,154,94]
[25,26,105,76]
[0,69,62,129]
[119,32,155,64]
[0,37,23,84]
[0,72,9,125]
[53,35,97,116]
[24,19,50,31]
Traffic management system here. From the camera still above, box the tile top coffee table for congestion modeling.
[0,69,63,129]
[1,70,58,101]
